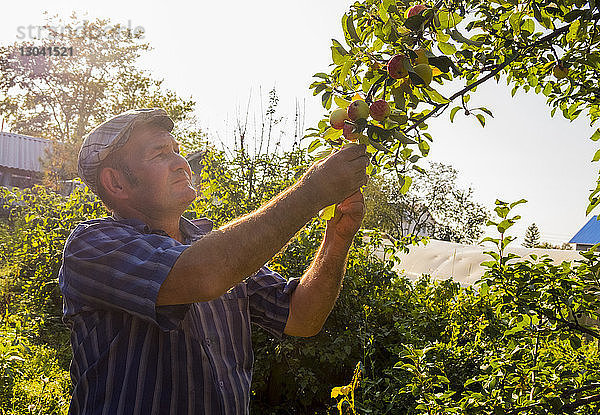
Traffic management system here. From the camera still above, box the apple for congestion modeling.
[413,64,433,86]
[553,63,569,79]
[370,100,391,122]
[330,108,349,130]
[343,122,360,141]
[387,54,409,79]
[347,100,370,121]
[406,4,427,19]
[414,48,428,65]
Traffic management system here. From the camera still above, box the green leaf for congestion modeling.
[476,114,485,127]
[344,14,361,44]
[331,39,349,65]
[509,12,522,36]
[319,204,337,221]
[400,175,412,194]
[521,19,535,36]
[478,107,494,117]
[590,129,600,141]
[542,83,553,96]
[564,9,586,23]
[429,56,456,74]
[308,138,323,153]
[323,127,343,141]
[438,42,457,55]
[435,11,463,30]
[592,148,600,162]
[339,59,353,87]
[391,88,406,110]
[527,74,538,87]
[404,14,426,31]
[450,106,461,122]
[449,29,484,46]
[418,140,430,156]
[424,88,449,104]
[567,20,580,43]
[494,205,509,219]
[334,96,351,108]
[509,199,527,209]
[322,91,332,109]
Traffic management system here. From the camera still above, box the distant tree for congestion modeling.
[187,87,310,227]
[523,223,541,248]
[0,13,197,188]
[362,161,488,243]
[536,241,574,250]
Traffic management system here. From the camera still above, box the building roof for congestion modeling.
[569,215,600,245]
[0,132,52,172]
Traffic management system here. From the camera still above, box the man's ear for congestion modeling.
[98,167,129,201]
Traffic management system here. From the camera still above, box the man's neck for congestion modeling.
[112,207,185,243]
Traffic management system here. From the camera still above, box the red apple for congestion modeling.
[330,108,349,130]
[387,54,409,79]
[370,100,391,122]
[406,4,427,19]
[347,100,370,121]
[343,122,360,141]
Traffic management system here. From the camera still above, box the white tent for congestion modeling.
[363,234,584,286]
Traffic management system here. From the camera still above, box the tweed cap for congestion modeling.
[77,108,174,194]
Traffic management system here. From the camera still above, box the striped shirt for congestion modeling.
[58,215,301,414]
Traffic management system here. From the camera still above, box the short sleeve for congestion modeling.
[60,220,191,332]
[245,266,301,340]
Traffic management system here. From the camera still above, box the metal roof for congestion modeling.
[0,132,52,172]
[569,215,600,244]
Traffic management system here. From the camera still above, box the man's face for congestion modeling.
[118,122,197,218]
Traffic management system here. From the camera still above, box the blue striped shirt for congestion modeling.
[58,215,301,414]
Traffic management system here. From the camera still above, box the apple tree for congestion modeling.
[305,1,600,413]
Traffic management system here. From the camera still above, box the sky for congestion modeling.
[1,0,598,246]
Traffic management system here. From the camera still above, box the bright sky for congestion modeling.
[2,0,598,246]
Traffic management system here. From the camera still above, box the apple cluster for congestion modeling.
[327,3,435,142]
[329,98,392,140]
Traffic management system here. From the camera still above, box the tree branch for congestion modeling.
[402,12,600,135]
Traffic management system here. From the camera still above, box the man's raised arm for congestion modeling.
[156,143,369,305]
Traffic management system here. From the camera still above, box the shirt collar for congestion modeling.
[110,212,213,243]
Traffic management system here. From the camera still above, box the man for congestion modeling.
[59,108,369,414]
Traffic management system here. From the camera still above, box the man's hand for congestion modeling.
[325,189,366,243]
[300,143,369,208]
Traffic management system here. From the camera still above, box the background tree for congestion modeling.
[536,240,574,250]
[523,222,541,247]
[0,13,197,188]
[362,161,489,243]
[187,87,311,227]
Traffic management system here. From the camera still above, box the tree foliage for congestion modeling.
[305,0,600,214]
[523,222,541,247]
[0,14,197,186]
[363,161,489,243]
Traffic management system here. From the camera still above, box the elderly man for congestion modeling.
[59,108,369,414]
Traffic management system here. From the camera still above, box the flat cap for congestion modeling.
[77,108,174,194]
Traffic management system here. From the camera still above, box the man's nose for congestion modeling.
[171,153,191,173]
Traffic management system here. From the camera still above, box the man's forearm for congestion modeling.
[162,179,321,303]
[284,234,353,337]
